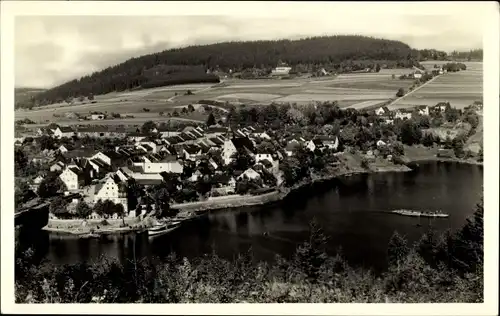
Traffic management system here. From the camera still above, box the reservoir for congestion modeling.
[18,162,483,272]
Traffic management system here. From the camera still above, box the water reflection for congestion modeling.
[22,162,483,271]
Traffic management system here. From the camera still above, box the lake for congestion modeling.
[18,162,483,272]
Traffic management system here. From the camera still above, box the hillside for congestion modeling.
[15,88,46,108]
[26,35,422,107]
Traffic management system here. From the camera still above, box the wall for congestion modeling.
[171,191,280,212]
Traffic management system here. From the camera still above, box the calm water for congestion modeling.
[19,162,483,271]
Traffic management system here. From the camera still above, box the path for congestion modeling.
[387,75,442,108]
[25,116,204,128]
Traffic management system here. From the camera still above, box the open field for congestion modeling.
[390,62,483,110]
[16,65,481,125]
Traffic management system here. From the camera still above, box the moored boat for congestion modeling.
[148,221,181,237]
[391,209,449,218]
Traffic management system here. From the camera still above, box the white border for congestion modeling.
[1,1,498,315]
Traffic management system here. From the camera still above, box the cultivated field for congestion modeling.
[390,62,483,110]
[17,65,477,126]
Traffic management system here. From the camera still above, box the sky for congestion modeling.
[14,12,484,89]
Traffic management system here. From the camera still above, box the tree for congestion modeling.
[78,96,85,102]
[187,104,195,112]
[396,88,405,97]
[37,175,66,198]
[375,64,381,72]
[206,113,216,126]
[172,110,180,117]
[392,74,396,79]
[387,232,410,266]
[292,220,328,282]
[49,196,69,215]
[141,121,157,134]
[159,111,164,116]
[400,120,422,145]
[185,90,194,95]
[87,94,94,101]
[15,148,28,172]
[181,107,188,114]
[76,201,92,219]
[38,135,56,150]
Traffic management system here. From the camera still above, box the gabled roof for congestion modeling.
[286,142,301,151]
[58,126,74,133]
[183,144,202,155]
[63,148,97,159]
[208,137,224,146]
[231,137,255,153]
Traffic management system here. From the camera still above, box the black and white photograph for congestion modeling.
[1,1,498,314]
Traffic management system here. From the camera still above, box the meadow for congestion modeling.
[15,63,481,126]
[390,62,483,110]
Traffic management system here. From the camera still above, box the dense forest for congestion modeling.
[20,36,421,107]
[449,49,483,61]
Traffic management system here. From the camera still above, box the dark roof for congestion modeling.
[286,142,301,151]
[316,135,337,142]
[90,158,108,168]
[208,137,224,146]
[206,126,228,133]
[312,139,324,146]
[259,159,273,168]
[158,155,179,162]
[382,106,390,112]
[63,148,97,159]
[231,137,255,153]
[59,126,74,133]
[179,132,196,141]
[134,178,163,186]
[141,144,154,151]
[77,126,110,133]
[183,144,202,155]
[128,132,149,137]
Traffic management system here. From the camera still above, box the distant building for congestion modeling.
[271,66,292,76]
[417,105,430,116]
[375,106,391,116]
[395,109,413,120]
[53,126,75,139]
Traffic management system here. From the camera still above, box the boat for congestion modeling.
[391,209,449,218]
[148,221,181,237]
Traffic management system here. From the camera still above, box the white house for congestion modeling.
[375,106,390,116]
[58,145,70,154]
[376,140,387,147]
[255,153,273,163]
[91,152,113,166]
[222,140,238,165]
[59,166,85,191]
[29,175,45,192]
[50,161,65,172]
[142,157,183,174]
[90,114,105,120]
[395,110,413,120]
[417,105,430,116]
[271,66,292,76]
[238,168,261,180]
[53,126,75,139]
[413,71,423,79]
[93,175,128,212]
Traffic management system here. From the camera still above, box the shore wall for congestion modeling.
[171,191,281,212]
[46,218,140,230]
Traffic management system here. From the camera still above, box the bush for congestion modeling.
[396,88,405,97]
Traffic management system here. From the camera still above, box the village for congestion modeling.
[14,94,483,236]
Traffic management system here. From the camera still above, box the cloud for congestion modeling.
[14,15,483,88]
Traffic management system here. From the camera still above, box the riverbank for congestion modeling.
[404,145,483,166]
[42,217,154,236]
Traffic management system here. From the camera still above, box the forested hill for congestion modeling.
[24,35,420,107]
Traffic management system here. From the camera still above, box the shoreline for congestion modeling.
[43,156,480,237]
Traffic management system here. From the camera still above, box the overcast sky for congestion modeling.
[15,14,484,89]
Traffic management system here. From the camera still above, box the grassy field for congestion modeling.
[16,64,481,126]
[390,62,482,109]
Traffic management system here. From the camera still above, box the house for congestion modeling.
[183,145,203,161]
[417,105,430,116]
[238,168,261,180]
[50,161,66,172]
[376,140,387,147]
[395,109,413,120]
[92,174,128,212]
[306,139,322,152]
[142,156,183,174]
[36,127,53,137]
[222,137,256,165]
[127,132,149,142]
[255,153,274,163]
[90,114,105,120]
[205,126,228,138]
[413,71,423,79]
[189,169,203,182]
[271,66,292,76]
[53,126,75,139]
[58,145,72,154]
[285,142,301,156]
[59,165,86,191]
[29,175,45,192]
[210,174,236,195]
[76,126,126,138]
[317,136,339,151]
[432,103,450,113]
[375,106,390,116]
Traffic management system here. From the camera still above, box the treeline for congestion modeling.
[14,197,483,303]
[449,49,483,61]
[25,36,419,106]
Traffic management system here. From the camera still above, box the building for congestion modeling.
[417,105,430,116]
[59,165,86,191]
[271,66,292,76]
[53,126,75,139]
[142,156,183,174]
[90,114,105,120]
[92,175,128,212]
[375,106,391,116]
[395,109,413,120]
[237,168,261,180]
[222,137,256,165]
[50,161,65,172]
